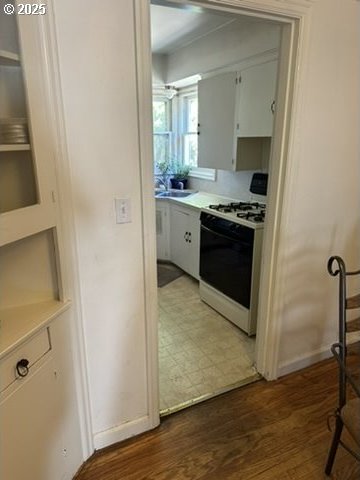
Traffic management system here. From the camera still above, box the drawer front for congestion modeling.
[0,328,51,393]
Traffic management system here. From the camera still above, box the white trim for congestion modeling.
[200,48,278,79]
[41,0,94,459]
[278,333,360,378]
[256,4,315,380]
[136,0,315,427]
[134,0,160,432]
[255,20,303,380]
[205,0,315,15]
[93,416,153,450]
[278,347,332,378]
[189,167,216,180]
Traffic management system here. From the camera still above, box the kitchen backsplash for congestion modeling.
[188,170,267,202]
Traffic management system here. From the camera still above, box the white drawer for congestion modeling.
[0,328,51,393]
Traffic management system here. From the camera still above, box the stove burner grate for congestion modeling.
[208,201,266,223]
[236,210,266,222]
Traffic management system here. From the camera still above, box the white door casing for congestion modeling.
[134,0,315,428]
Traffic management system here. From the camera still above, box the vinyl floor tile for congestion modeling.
[158,273,257,413]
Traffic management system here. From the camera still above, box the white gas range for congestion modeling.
[198,176,267,335]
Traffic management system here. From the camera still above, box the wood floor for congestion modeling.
[75,357,360,480]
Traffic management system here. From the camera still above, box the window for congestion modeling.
[181,93,198,168]
[152,98,171,171]
[152,86,216,182]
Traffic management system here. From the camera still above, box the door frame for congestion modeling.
[134,0,315,428]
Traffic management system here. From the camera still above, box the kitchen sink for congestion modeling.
[155,191,195,198]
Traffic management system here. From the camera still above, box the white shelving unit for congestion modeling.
[0,49,20,66]
[0,13,59,329]
[0,12,82,479]
[0,143,30,152]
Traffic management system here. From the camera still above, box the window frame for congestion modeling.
[152,95,173,174]
[178,85,216,181]
[152,86,216,182]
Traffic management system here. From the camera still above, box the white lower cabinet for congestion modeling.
[0,310,83,480]
[170,204,200,280]
[0,355,63,480]
[156,200,170,260]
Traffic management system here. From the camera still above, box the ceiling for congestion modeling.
[151,4,238,55]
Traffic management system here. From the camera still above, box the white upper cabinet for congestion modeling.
[236,60,278,138]
[0,6,63,354]
[0,13,57,246]
[197,59,278,171]
[197,72,238,171]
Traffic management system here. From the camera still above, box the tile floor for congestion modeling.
[158,273,259,414]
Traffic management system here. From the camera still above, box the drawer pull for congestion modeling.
[16,358,30,378]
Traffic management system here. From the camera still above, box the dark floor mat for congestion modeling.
[157,263,184,288]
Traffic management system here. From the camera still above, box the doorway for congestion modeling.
[135,0,302,421]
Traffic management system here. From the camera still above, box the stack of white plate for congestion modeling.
[0,118,29,144]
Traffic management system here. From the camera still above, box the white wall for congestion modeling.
[165,19,281,82]
[276,0,360,374]
[51,0,360,459]
[188,170,264,201]
[152,53,166,84]
[53,0,149,447]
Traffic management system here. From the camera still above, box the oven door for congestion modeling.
[200,220,254,309]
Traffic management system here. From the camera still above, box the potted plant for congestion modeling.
[170,160,191,189]
[155,159,171,190]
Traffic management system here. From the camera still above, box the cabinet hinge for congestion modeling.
[238,76,242,83]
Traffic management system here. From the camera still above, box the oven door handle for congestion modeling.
[201,225,242,244]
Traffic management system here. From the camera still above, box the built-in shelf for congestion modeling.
[0,144,30,152]
[0,300,71,360]
[0,50,20,66]
[0,203,56,247]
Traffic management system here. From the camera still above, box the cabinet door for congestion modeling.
[187,210,200,280]
[198,72,237,170]
[156,201,170,260]
[170,206,189,273]
[170,205,200,280]
[0,11,57,246]
[0,357,64,480]
[237,60,278,137]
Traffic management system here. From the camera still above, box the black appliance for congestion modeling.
[250,172,268,196]
[199,212,254,309]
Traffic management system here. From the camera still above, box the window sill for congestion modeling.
[189,167,216,181]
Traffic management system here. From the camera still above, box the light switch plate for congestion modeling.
[115,198,131,224]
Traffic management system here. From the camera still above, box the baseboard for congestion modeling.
[93,415,152,450]
[277,346,333,377]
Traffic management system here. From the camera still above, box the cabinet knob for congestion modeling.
[16,358,30,378]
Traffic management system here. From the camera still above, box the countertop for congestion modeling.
[155,189,242,212]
